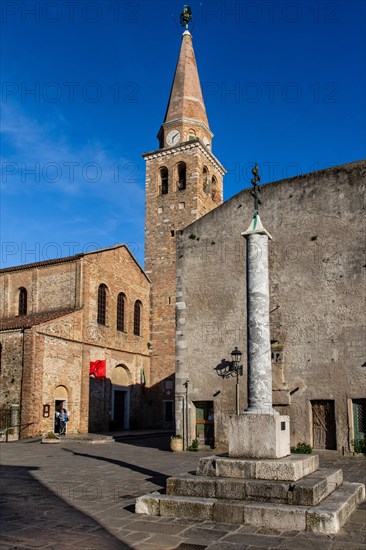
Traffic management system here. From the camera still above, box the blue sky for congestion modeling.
[1,0,365,268]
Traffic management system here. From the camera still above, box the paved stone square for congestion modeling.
[0,435,365,549]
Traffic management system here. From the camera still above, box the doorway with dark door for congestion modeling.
[112,388,129,430]
[311,400,337,450]
[194,401,214,448]
[353,399,366,444]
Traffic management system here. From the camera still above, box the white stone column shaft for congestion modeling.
[244,232,275,414]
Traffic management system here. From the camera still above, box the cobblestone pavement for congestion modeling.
[0,436,365,549]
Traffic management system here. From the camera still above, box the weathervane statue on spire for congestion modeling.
[180,5,192,30]
[251,163,261,218]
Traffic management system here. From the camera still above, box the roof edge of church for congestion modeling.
[0,307,81,331]
[0,243,149,282]
[179,159,366,233]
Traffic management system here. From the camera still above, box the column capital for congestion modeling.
[241,214,272,240]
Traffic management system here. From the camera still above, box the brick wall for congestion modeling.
[144,140,224,425]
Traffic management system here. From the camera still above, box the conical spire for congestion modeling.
[163,30,209,129]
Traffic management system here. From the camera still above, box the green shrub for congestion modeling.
[188,438,199,451]
[171,434,182,439]
[353,438,366,454]
[291,442,312,454]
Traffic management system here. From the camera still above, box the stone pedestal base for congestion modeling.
[228,414,290,459]
[136,452,366,533]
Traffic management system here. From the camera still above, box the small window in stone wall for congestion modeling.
[160,167,168,195]
[18,287,27,316]
[97,284,108,325]
[116,293,126,332]
[133,300,142,336]
[177,162,186,190]
[203,166,210,194]
[211,176,218,201]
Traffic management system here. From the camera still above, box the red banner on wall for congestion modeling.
[90,360,106,378]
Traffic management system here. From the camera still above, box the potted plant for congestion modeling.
[41,431,60,444]
[170,434,183,452]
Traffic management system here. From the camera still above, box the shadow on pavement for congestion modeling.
[0,465,130,549]
[63,448,169,488]
[113,433,172,451]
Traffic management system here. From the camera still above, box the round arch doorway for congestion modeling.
[54,385,68,433]
[111,365,130,430]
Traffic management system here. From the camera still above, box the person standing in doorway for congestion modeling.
[58,408,69,435]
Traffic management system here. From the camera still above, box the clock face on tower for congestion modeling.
[166,129,181,147]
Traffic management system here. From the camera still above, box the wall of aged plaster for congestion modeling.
[176,161,366,452]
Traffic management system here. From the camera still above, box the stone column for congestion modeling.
[245,230,275,414]
[228,214,290,459]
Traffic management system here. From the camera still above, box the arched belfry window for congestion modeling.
[18,287,27,316]
[160,167,168,195]
[133,300,142,336]
[211,176,218,201]
[117,293,126,332]
[97,284,108,325]
[203,166,210,194]
[177,162,186,191]
[188,129,196,141]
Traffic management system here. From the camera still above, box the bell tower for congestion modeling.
[143,15,226,426]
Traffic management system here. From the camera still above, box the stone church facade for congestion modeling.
[0,245,150,437]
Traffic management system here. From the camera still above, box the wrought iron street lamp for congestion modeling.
[214,347,243,415]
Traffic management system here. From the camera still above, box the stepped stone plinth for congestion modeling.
[135,453,365,533]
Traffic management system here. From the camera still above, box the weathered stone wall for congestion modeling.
[176,161,366,452]
[0,331,23,409]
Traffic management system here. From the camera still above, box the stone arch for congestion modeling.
[111,365,130,387]
[54,385,68,400]
[176,162,186,191]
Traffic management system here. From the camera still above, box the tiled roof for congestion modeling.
[0,308,77,331]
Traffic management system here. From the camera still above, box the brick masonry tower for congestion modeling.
[143,28,226,426]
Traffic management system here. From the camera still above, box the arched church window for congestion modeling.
[116,293,126,332]
[177,162,186,191]
[160,167,168,195]
[97,284,108,325]
[203,166,210,194]
[188,129,196,141]
[133,300,142,336]
[18,287,27,316]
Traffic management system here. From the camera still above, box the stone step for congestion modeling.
[167,467,343,506]
[197,453,319,481]
[135,481,365,534]
[306,481,365,534]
